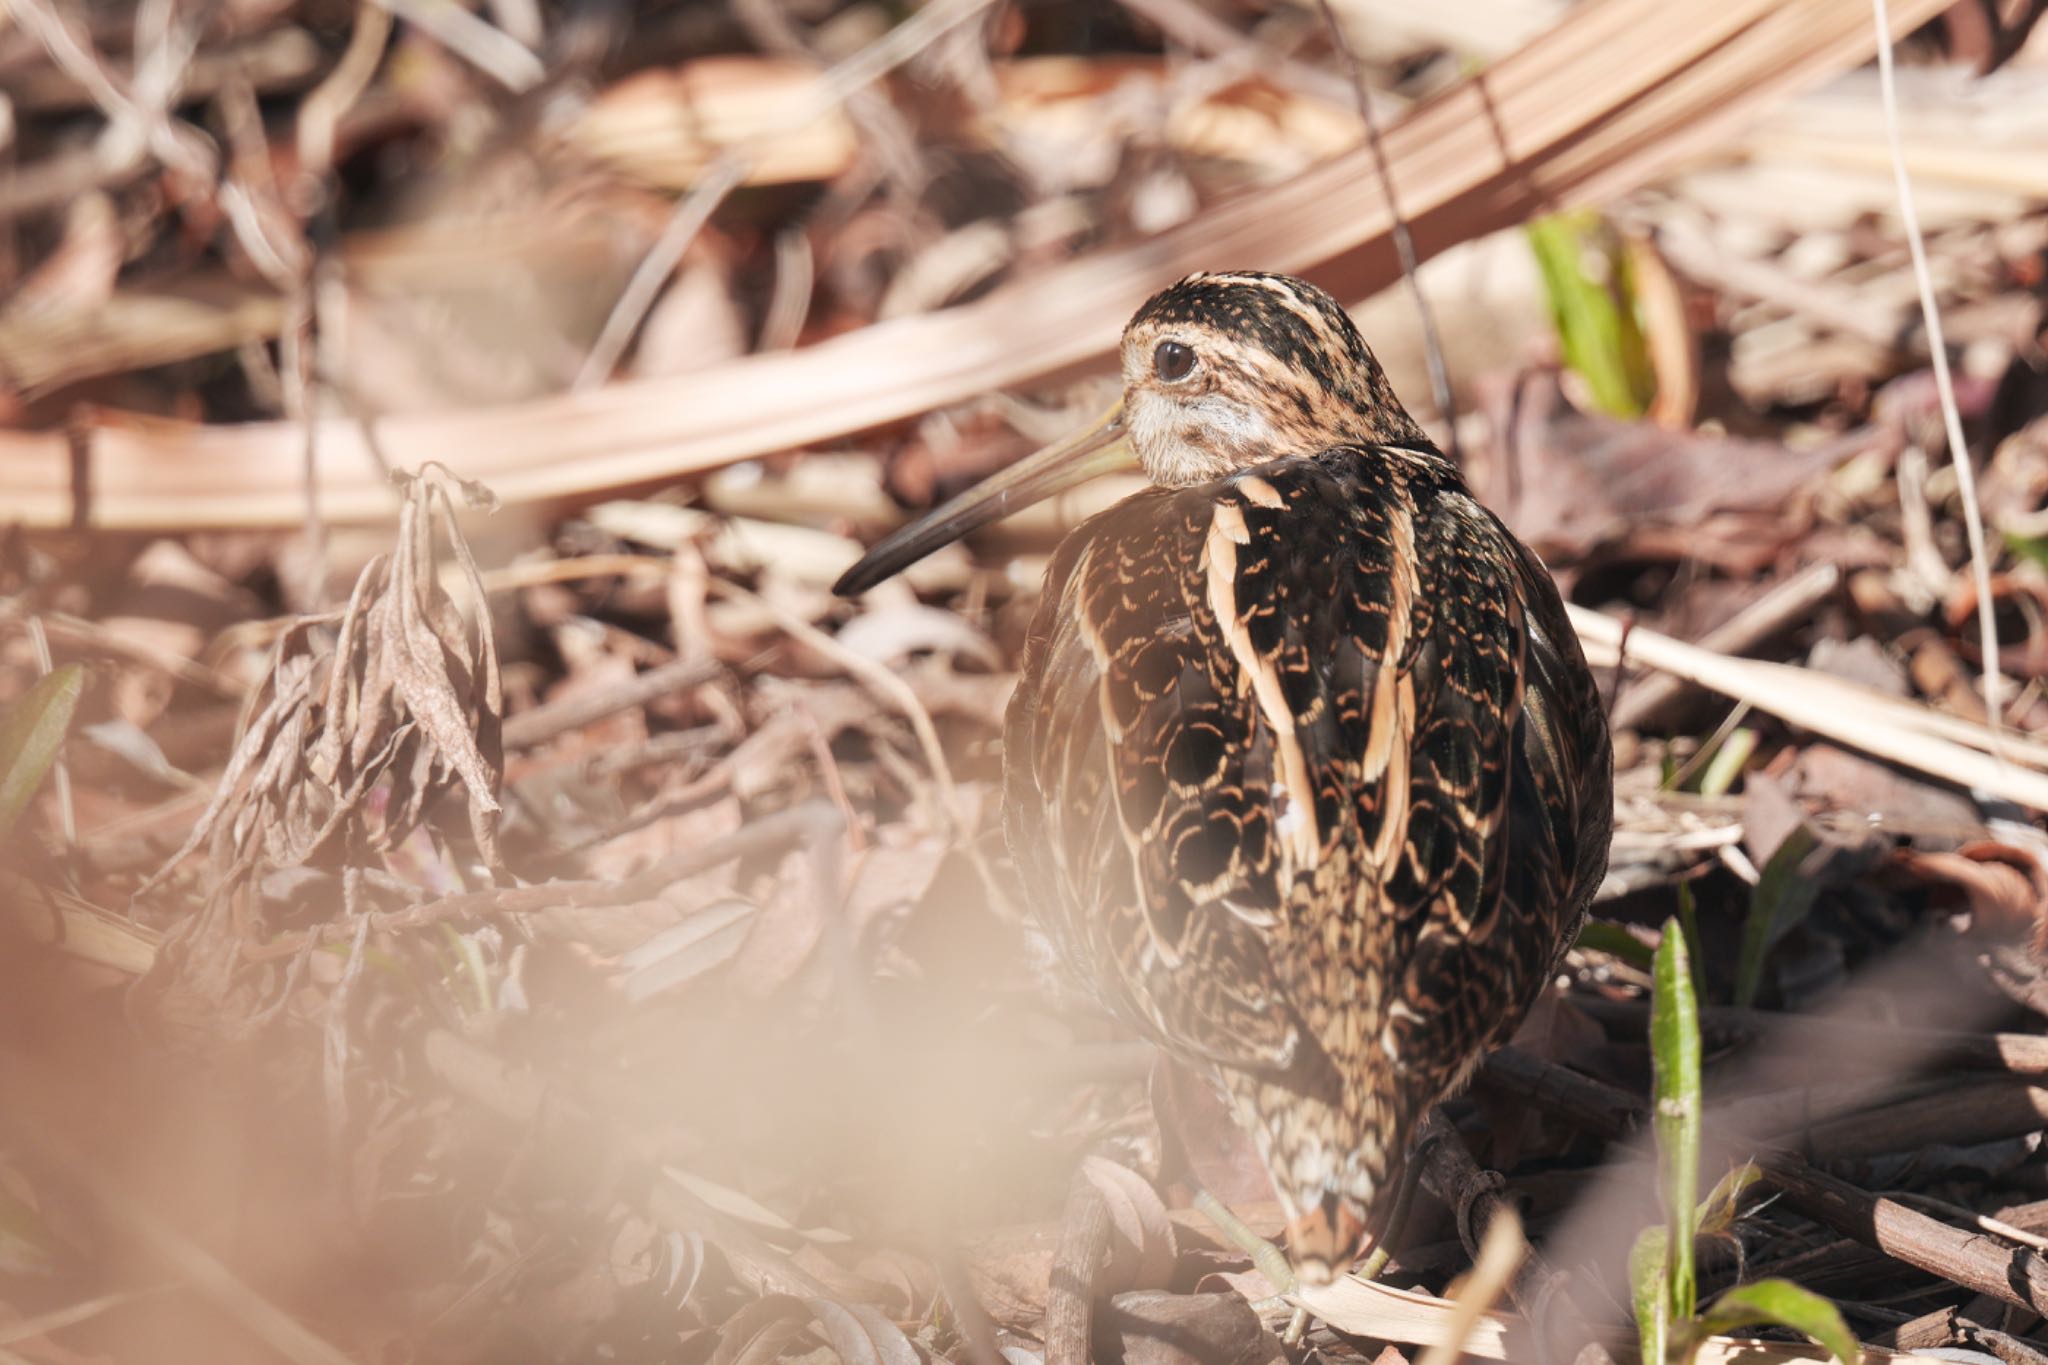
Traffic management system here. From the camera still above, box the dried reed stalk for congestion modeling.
[1571,605,2048,811]
[0,0,1947,529]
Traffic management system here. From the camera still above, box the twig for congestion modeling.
[1872,0,2005,737]
[574,152,750,390]
[7,0,215,186]
[707,580,963,819]
[1881,1307,2048,1365]
[1413,1111,1617,1365]
[296,1,392,188]
[1310,0,1460,459]
[1482,1048,2048,1315]
[1045,1169,1114,1365]
[1115,0,1371,108]
[759,228,816,353]
[574,0,1002,388]
[501,655,724,750]
[245,800,836,958]
[1884,1191,2048,1256]
[1610,564,1841,732]
[370,0,541,91]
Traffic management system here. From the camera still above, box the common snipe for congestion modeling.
[836,272,1613,1281]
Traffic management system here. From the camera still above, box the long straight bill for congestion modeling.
[832,404,1133,596]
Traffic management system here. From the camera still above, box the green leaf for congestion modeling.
[2006,529,2048,574]
[1629,1225,1671,1364]
[1676,880,1705,1002]
[1695,1161,1763,1241]
[1524,212,1655,418]
[1652,918,1702,1324]
[1696,727,1757,799]
[0,664,84,838]
[1575,919,1656,972]
[437,923,493,1015]
[1734,827,1822,1009]
[1685,1278,1859,1365]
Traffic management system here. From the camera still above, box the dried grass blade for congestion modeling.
[1571,606,2048,810]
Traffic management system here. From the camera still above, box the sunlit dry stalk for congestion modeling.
[6,0,215,186]
[1570,605,2048,808]
[1871,0,2007,743]
[369,0,542,91]
[1413,1205,1527,1365]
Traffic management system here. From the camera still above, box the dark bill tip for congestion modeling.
[832,404,1131,597]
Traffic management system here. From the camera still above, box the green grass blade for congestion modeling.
[2006,529,2048,574]
[1696,727,1757,799]
[1575,920,1656,972]
[1676,880,1705,1001]
[1733,826,1821,1008]
[1694,1161,1763,1241]
[1652,917,1702,1324]
[1688,1279,1859,1365]
[0,664,85,838]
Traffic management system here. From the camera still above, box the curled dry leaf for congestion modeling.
[834,603,1002,670]
[1096,1290,1285,1365]
[1891,841,2048,940]
[703,1293,918,1365]
[616,897,759,1003]
[139,467,505,1018]
[1080,1156,1178,1294]
[1475,371,1866,560]
[804,1297,922,1365]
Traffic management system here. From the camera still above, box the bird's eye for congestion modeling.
[1153,340,1196,382]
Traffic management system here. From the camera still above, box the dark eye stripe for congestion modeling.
[1154,341,1196,382]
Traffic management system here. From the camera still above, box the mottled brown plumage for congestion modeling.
[836,271,1613,1280]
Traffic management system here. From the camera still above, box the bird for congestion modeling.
[834,271,1612,1283]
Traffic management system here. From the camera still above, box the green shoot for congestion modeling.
[1651,918,1702,1326]
[1733,827,1821,1009]
[1695,727,1757,799]
[1630,919,1861,1363]
[1524,212,1656,418]
[1676,881,1705,1002]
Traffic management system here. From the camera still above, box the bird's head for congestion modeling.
[1119,271,1427,486]
[833,271,1425,595]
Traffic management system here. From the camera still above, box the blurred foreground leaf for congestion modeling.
[0,664,83,838]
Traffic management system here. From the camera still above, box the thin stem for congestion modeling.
[1871,0,2004,743]
[1310,0,1462,463]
